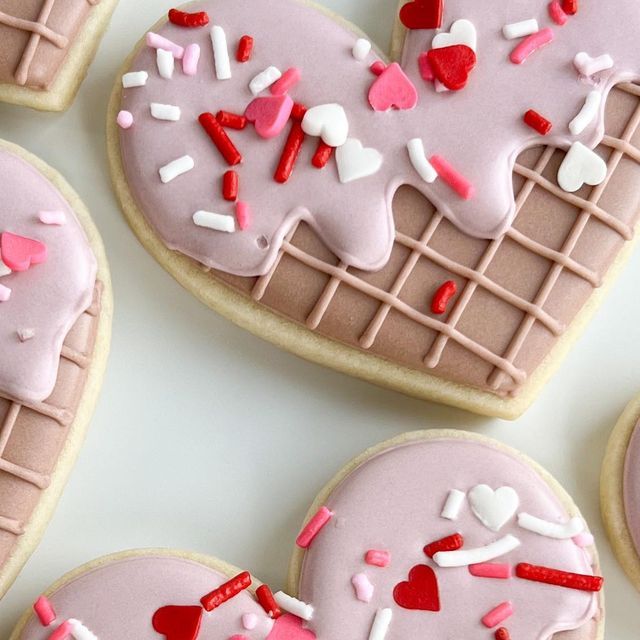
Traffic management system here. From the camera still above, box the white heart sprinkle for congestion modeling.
[432,19,477,52]
[557,142,608,193]
[336,138,383,184]
[302,104,349,148]
[468,484,519,532]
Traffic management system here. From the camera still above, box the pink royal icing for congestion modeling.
[623,419,640,556]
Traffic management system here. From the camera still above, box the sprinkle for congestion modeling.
[510,28,554,64]
[370,61,386,76]
[49,620,73,640]
[256,585,281,619]
[182,44,201,76]
[68,619,98,640]
[199,112,243,165]
[441,489,465,520]
[429,155,474,199]
[431,281,458,314]
[368,608,392,640]
[236,35,254,62]
[122,71,148,88]
[201,571,251,611]
[116,110,134,129]
[249,66,282,95]
[275,121,305,183]
[168,8,210,28]
[34,596,56,626]
[156,48,174,79]
[407,138,437,183]
[39,210,66,225]
[502,19,539,40]
[271,67,301,96]
[336,139,383,184]
[482,602,514,628]
[433,534,521,567]
[193,211,235,233]
[574,52,614,78]
[159,155,194,183]
[468,563,512,579]
[517,513,585,539]
[1,232,47,271]
[548,1,568,26]
[147,32,184,58]
[301,103,349,147]
[562,0,578,15]
[418,53,434,82]
[524,109,553,135]
[569,91,601,135]
[365,550,390,567]
[496,628,511,640]
[242,613,258,630]
[353,38,372,61]
[516,563,603,591]
[216,111,247,129]
[211,25,232,80]
[17,328,35,342]
[424,533,463,558]
[573,531,595,547]
[223,171,239,201]
[296,506,334,548]
[236,202,251,231]
[352,573,374,602]
[150,103,181,121]
[273,592,313,621]
[557,141,607,192]
[291,103,308,121]
[312,141,334,168]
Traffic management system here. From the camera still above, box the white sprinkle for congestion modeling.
[159,155,194,183]
[0,259,12,277]
[407,138,438,184]
[557,142,608,193]
[68,620,98,640]
[249,66,282,95]
[17,328,35,342]
[502,19,539,40]
[211,25,232,80]
[569,91,601,135]
[193,210,236,233]
[150,103,181,121]
[39,210,67,225]
[517,513,585,539]
[433,534,521,567]
[368,608,392,640]
[574,52,614,78]
[352,38,372,61]
[441,488,466,520]
[273,592,314,621]
[122,71,148,88]
[0,284,11,302]
[156,48,174,79]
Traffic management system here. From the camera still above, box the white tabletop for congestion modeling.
[0,0,639,636]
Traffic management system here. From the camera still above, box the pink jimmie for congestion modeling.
[34,596,56,626]
[548,1,569,26]
[482,602,514,628]
[429,155,475,200]
[49,620,73,640]
[572,531,595,548]
[351,573,374,602]
[236,202,251,231]
[469,563,512,579]
[365,549,391,567]
[39,210,67,225]
[271,68,301,95]
[510,28,555,64]
[116,110,134,129]
[146,31,185,58]
[296,506,334,548]
[418,52,434,82]
[182,44,201,76]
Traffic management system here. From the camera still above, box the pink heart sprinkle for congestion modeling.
[368,62,418,111]
[266,614,316,640]
[245,94,294,139]
[0,232,47,272]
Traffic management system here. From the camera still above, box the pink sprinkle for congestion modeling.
[182,44,201,76]
[34,596,56,626]
[418,52,434,82]
[49,620,73,640]
[468,563,512,579]
[296,505,334,548]
[236,202,251,231]
[39,210,67,225]
[370,61,386,76]
[482,602,514,628]
[351,573,374,603]
[0,284,11,302]
[117,110,134,129]
[270,67,301,96]
[146,32,185,59]
[573,531,595,548]
[429,155,475,200]
[365,550,390,567]
[229,636,249,640]
[548,1,568,25]
[242,613,258,630]
[510,28,554,65]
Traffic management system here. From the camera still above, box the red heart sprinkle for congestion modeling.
[393,564,441,611]
[399,0,443,30]
[427,45,477,91]
[152,605,203,640]
[0,232,47,272]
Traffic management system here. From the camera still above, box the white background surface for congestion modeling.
[0,0,639,636]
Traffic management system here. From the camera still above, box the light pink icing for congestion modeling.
[118,0,640,277]
[0,149,96,403]
[623,419,640,555]
[297,438,599,640]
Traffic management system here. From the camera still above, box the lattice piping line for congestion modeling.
[0,403,20,458]
[0,11,68,48]
[307,261,348,330]
[61,345,90,369]
[0,458,50,489]
[253,224,299,301]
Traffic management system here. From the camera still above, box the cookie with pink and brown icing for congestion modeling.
[10,431,603,640]
[109,0,640,418]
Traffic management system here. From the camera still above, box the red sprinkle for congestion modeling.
[495,628,511,640]
[216,111,247,130]
[423,533,463,558]
[223,171,239,201]
[524,109,553,135]
[236,35,254,62]
[200,571,252,611]
[515,563,603,592]
[431,280,457,315]
[199,113,242,166]
[561,0,578,14]
[370,61,386,76]
[256,585,282,619]
[312,141,334,169]
[275,121,305,183]
[290,103,308,121]
[168,8,209,27]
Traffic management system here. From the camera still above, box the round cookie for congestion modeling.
[0,140,112,597]
[601,394,640,591]
[109,0,640,419]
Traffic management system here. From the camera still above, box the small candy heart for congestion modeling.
[152,605,203,640]
[399,0,443,30]
[427,45,477,91]
[301,103,349,147]
[335,138,383,184]
[432,19,477,52]
[266,613,317,640]
[468,484,519,532]
[0,232,47,272]
[368,62,418,111]
[245,94,294,139]
[557,141,608,193]
[393,564,440,611]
